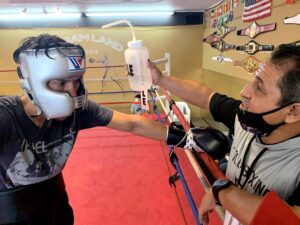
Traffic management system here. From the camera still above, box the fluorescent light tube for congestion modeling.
[0,13,81,19]
[85,11,174,17]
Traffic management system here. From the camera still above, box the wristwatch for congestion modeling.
[237,22,276,39]
[233,56,262,73]
[211,40,235,52]
[212,179,233,206]
[236,40,274,55]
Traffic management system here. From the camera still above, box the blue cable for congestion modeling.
[169,146,202,225]
[148,90,164,124]
[149,89,202,225]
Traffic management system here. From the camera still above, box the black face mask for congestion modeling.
[237,104,290,136]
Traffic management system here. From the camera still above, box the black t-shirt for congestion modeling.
[209,93,241,135]
[0,96,113,189]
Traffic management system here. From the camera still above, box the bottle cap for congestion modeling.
[128,40,143,48]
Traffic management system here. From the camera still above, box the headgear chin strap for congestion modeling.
[18,47,87,119]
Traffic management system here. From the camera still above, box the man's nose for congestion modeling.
[64,81,78,97]
[240,83,251,99]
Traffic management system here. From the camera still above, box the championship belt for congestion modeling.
[212,54,233,63]
[236,40,274,55]
[284,13,300,24]
[214,25,236,38]
[237,22,276,39]
[211,40,235,52]
[203,25,236,44]
[203,34,222,44]
[233,56,262,73]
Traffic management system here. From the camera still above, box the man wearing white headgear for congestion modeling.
[0,34,169,225]
[16,43,87,119]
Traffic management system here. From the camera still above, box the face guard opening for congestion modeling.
[18,47,87,119]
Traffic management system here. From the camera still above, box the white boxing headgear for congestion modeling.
[18,47,87,119]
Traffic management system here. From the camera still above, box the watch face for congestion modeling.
[214,179,229,187]
[212,179,233,206]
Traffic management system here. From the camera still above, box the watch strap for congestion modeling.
[237,22,276,39]
[212,179,233,206]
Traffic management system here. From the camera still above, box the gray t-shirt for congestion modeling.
[210,93,300,205]
[227,116,300,200]
[0,96,113,190]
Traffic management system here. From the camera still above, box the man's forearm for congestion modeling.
[107,111,167,141]
[158,76,214,110]
[218,185,262,225]
[131,115,167,141]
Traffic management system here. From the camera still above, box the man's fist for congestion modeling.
[167,123,229,160]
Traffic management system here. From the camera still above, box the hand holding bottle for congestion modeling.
[147,60,164,86]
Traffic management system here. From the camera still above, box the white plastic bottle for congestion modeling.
[102,20,152,91]
[125,39,152,91]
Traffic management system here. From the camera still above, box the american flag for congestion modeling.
[242,0,272,22]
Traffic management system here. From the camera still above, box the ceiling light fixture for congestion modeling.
[85,11,174,17]
[21,8,27,14]
[0,12,82,19]
[55,7,62,14]
[42,6,47,14]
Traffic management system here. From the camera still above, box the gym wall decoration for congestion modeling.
[237,22,276,39]
[203,24,236,44]
[236,40,274,55]
[204,0,239,28]
[203,24,236,54]
[234,14,276,73]
[233,55,262,73]
[284,13,300,24]
[212,54,233,63]
[242,0,272,23]
[211,40,236,52]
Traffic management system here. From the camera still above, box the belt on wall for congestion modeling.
[0,173,66,224]
[203,25,236,44]
[236,40,274,55]
[237,22,276,39]
[233,55,262,74]
[210,40,235,52]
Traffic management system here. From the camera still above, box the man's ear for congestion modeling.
[285,103,300,123]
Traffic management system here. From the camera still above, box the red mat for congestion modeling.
[63,126,222,225]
